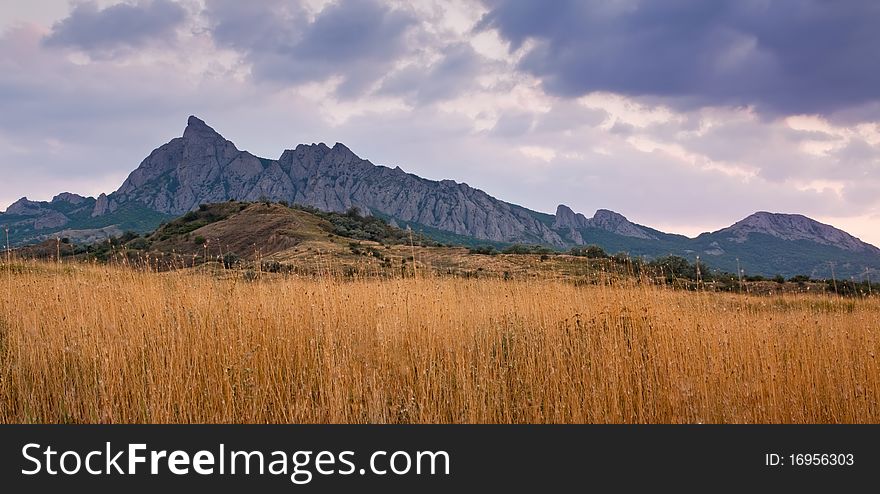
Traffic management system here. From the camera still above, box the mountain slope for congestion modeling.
[3,115,880,278]
[0,193,171,246]
[690,212,880,278]
[713,212,871,252]
[97,116,564,247]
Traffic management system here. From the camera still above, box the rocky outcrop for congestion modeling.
[6,197,45,216]
[91,193,114,216]
[553,204,657,240]
[52,192,88,205]
[590,209,657,239]
[32,210,69,230]
[553,205,590,230]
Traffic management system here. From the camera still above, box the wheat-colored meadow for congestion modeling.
[1,260,878,423]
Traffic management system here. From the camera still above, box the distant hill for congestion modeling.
[1,193,171,246]
[548,206,880,279]
[3,116,880,279]
[145,201,439,260]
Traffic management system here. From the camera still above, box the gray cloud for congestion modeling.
[2,1,879,245]
[379,42,486,103]
[478,0,880,116]
[43,0,187,56]
[206,0,416,97]
[489,111,534,138]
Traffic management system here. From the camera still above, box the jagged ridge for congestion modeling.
[92,116,563,246]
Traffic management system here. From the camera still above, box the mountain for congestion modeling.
[689,213,880,279]
[96,116,563,247]
[2,115,879,279]
[1,193,170,246]
[712,212,869,251]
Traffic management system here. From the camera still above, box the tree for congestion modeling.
[650,255,695,279]
[585,245,608,259]
[468,245,498,255]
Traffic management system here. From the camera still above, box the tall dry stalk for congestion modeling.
[0,260,878,424]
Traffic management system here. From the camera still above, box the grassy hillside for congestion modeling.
[144,201,440,258]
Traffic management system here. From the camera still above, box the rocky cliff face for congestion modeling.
[97,116,565,246]
[104,117,265,215]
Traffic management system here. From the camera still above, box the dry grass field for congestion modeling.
[1,260,878,424]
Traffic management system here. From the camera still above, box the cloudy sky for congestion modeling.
[2,0,879,244]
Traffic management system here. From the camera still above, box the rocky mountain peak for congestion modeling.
[5,197,41,215]
[183,115,221,140]
[552,205,656,240]
[328,142,359,164]
[591,209,657,240]
[52,192,88,205]
[2,196,70,230]
[592,209,626,223]
[555,204,574,218]
[721,211,871,252]
[553,204,589,230]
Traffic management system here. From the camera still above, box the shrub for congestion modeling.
[569,245,608,258]
[586,245,608,259]
[502,244,555,255]
[222,252,240,269]
[649,256,695,280]
[468,245,498,255]
[261,260,282,273]
[127,238,150,250]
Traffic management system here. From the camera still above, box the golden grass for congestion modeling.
[1,261,878,424]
